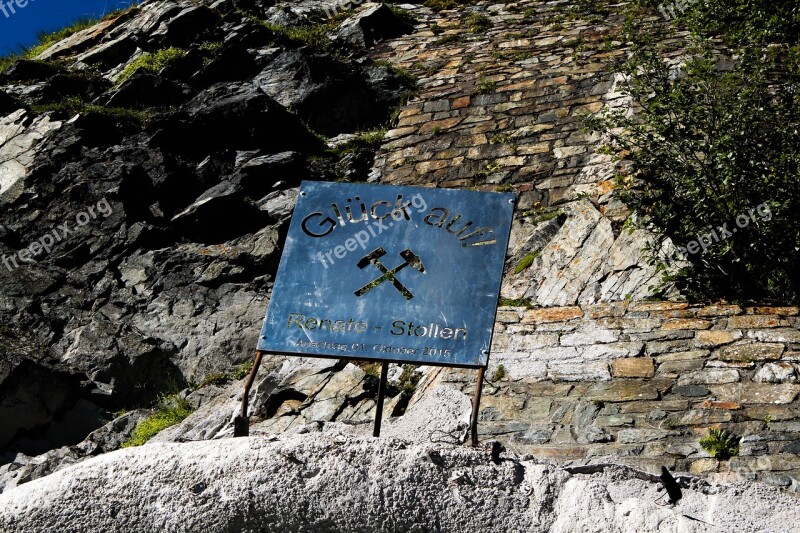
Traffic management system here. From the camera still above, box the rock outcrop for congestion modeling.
[0,0,413,463]
[1,431,798,532]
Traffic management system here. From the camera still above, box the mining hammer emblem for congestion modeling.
[354,247,426,300]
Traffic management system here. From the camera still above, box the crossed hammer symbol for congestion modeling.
[354,247,426,301]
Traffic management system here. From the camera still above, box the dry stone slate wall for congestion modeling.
[361,0,800,490]
[369,0,672,306]
[441,302,800,489]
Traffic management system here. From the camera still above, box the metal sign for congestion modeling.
[257,181,515,368]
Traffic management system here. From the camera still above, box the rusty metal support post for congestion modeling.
[470,366,486,447]
[373,362,389,437]
[234,350,264,437]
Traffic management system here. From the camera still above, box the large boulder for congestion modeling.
[0,433,798,532]
[104,71,193,108]
[255,48,414,135]
[148,82,324,156]
[334,3,415,50]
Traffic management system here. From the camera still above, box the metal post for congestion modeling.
[373,362,389,437]
[470,366,486,447]
[234,350,264,437]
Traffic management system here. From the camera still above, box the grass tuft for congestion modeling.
[513,251,540,274]
[115,47,186,86]
[31,96,152,122]
[1,5,139,73]
[121,394,193,448]
[465,13,492,33]
[498,297,534,308]
[492,364,507,381]
[699,428,740,460]
[475,78,498,95]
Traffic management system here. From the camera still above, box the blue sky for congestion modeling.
[0,0,141,55]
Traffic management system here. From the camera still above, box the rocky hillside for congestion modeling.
[1,0,799,527]
[1,0,415,459]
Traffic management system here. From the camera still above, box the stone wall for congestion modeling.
[369,1,674,306]
[425,302,800,489]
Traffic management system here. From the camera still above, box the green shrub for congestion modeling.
[199,41,223,53]
[587,7,800,303]
[115,47,186,86]
[532,211,564,224]
[354,360,382,378]
[24,18,100,59]
[434,34,463,46]
[373,60,417,85]
[121,394,193,448]
[196,360,256,388]
[635,0,800,45]
[423,0,469,12]
[1,17,101,72]
[388,5,417,27]
[699,428,740,460]
[328,128,387,158]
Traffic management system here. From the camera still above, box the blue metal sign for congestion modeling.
[257,181,515,368]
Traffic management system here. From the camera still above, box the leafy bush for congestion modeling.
[199,372,230,388]
[699,428,740,459]
[423,0,473,12]
[248,15,333,49]
[587,6,800,303]
[329,128,387,157]
[25,19,100,58]
[121,394,193,448]
[387,5,417,27]
[636,0,800,45]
